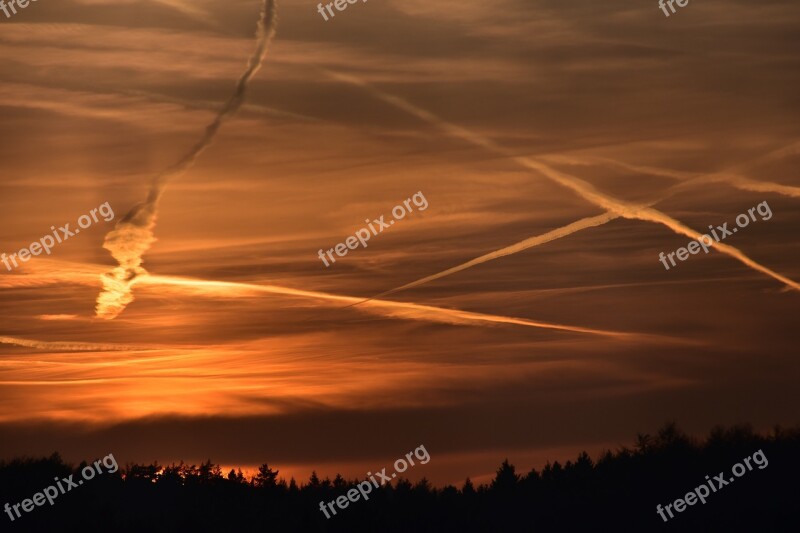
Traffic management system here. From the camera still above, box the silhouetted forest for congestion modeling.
[1,423,798,532]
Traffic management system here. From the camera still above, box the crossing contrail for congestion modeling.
[547,142,800,198]
[96,0,278,320]
[351,142,800,302]
[326,71,800,298]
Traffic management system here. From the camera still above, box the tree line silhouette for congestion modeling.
[1,422,798,532]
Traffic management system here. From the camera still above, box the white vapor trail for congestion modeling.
[0,258,647,338]
[0,336,148,352]
[96,0,278,320]
[326,71,800,296]
[364,213,618,302]
[138,275,648,339]
[356,141,800,301]
[552,141,800,199]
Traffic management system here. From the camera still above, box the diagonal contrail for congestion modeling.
[0,259,645,338]
[358,213,618,304]
[558,141,800,199]
[326,71,800,297]
[352,141,800,302]
[669,171,800,199]
[137,275,648,339]
[96,0,278,320]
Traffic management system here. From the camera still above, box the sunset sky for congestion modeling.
[1,0,799,486]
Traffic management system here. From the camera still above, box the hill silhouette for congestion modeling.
[1,422,798,532]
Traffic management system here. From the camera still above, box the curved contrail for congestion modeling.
[96,0,279,320]
[326,71,800,299]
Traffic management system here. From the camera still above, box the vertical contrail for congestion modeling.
[326,71,800,294]
[96,0,278,320]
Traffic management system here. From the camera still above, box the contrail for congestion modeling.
[0,336,147,352]
[357,212,618,303]
[96,0,278,320]
[547,145,800,199]
[326,71,800,294]
[137,275,643,338]
[355,141,800,301]
[669,171,800,199]
[123,89,319,123]
[4,260,641,338]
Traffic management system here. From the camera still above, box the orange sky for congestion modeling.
[1,0,799,485]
